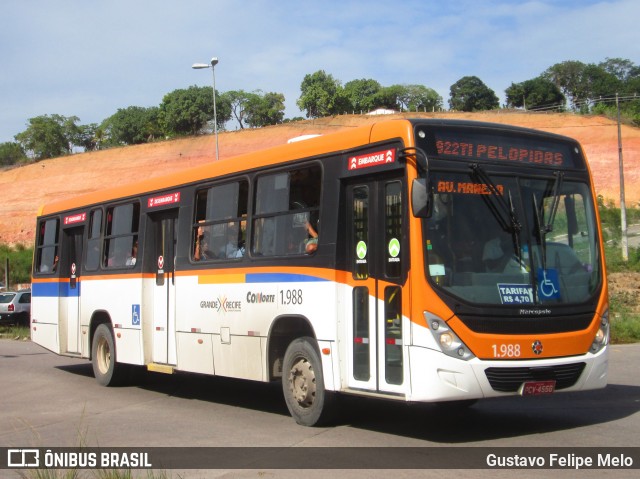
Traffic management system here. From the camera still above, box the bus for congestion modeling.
[31,118,609,426]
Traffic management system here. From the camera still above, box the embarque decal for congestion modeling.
[148,192,181,208]
[348,149,395,171]
[64,212,87,225]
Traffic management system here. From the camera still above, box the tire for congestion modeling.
[91,324,128,386]
[282,337,334,426]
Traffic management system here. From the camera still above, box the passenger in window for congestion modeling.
[126,241,138,266]
[194,227,213,260]
[482,237,527,274]
[222,224,245,258]
[40,255,58,273]
[304,220,318,254]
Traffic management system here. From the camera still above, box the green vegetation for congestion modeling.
[0,243,33,285]
[1,56,637,167]
[15,464,172,479]
[0,323,29,339]
[598,200,640,343]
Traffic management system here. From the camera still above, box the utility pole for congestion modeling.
[616,93,629,262]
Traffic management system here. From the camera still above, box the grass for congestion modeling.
[0,323,30,339]
[17,468,174,479]
[603,238,640,343]
[608,288,640,344]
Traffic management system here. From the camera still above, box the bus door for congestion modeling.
[61,226,83,354]
[149,210,178,365]
[346,176,406,395]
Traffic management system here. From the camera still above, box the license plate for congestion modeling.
[520,380,556,396]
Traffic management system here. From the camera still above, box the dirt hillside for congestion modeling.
[1,111,639,245]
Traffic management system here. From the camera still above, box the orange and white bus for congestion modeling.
[31,119,609,426]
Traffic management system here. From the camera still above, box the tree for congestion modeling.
[343,78,382,113]
[297,70,349,118]
[372,86,402,110]
[101,106,162,146]
[0,142,27,166]
[505,77,565,110]
[582,64,621,108]
[245,91,286,127]
[75,123,101,151]
[14,114,80,160]
[223,90,260,129]
[599,57,639,82]
[542,60,589,109]
[448,76,499,111]
[394,84,442,112]
[159,85,231,136]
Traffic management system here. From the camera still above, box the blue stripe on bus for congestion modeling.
[32,272,325,298]
[32,281,81,298]
[245,273,328,283]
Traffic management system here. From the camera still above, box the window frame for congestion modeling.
[250,163,322,258]
[102,201,140,270]
[191,178,249,263]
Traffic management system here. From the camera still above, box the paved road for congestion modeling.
[0,340,639,478]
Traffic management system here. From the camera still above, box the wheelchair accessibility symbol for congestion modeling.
[537,268,560,299]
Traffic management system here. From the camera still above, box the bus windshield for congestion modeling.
[424,169,601,306]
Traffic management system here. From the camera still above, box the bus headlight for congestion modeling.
[590,309,609,354]
[425,312,475,361]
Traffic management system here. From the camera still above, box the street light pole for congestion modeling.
[192,57,220,161]
[616,92,629,262]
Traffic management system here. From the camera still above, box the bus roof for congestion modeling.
[38,119,415,217]
[36,117,581,218]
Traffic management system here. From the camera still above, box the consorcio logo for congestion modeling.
[246,292,276,304]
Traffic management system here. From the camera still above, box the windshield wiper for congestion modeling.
[470,163,522,262]
[533,171,564,270]
[543,171,564,235]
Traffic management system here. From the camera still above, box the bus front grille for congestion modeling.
[485,362,586,392]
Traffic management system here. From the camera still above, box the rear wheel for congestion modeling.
[282,337,333,426]
[91,324,128,386]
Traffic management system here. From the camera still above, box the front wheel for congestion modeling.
[282,337,334,426]
[91,324,128,386]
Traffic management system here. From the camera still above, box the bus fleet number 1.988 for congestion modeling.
[491,343,521,358]
[279,289,303,305]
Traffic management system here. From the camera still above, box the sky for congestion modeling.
[1,0,639,143]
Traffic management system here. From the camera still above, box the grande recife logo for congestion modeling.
[348,149,395,171]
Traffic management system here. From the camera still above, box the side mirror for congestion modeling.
[411,178,431,218]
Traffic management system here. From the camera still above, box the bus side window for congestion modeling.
[103,203,139,268]
[36,218,60,274]
[85,209,102,271]
[252,165,321,257]
[193,180,248,261]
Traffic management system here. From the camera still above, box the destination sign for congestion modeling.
[417,127,580,169]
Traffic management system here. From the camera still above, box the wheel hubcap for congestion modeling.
[97,337,111,374]
[288,357,316,408]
